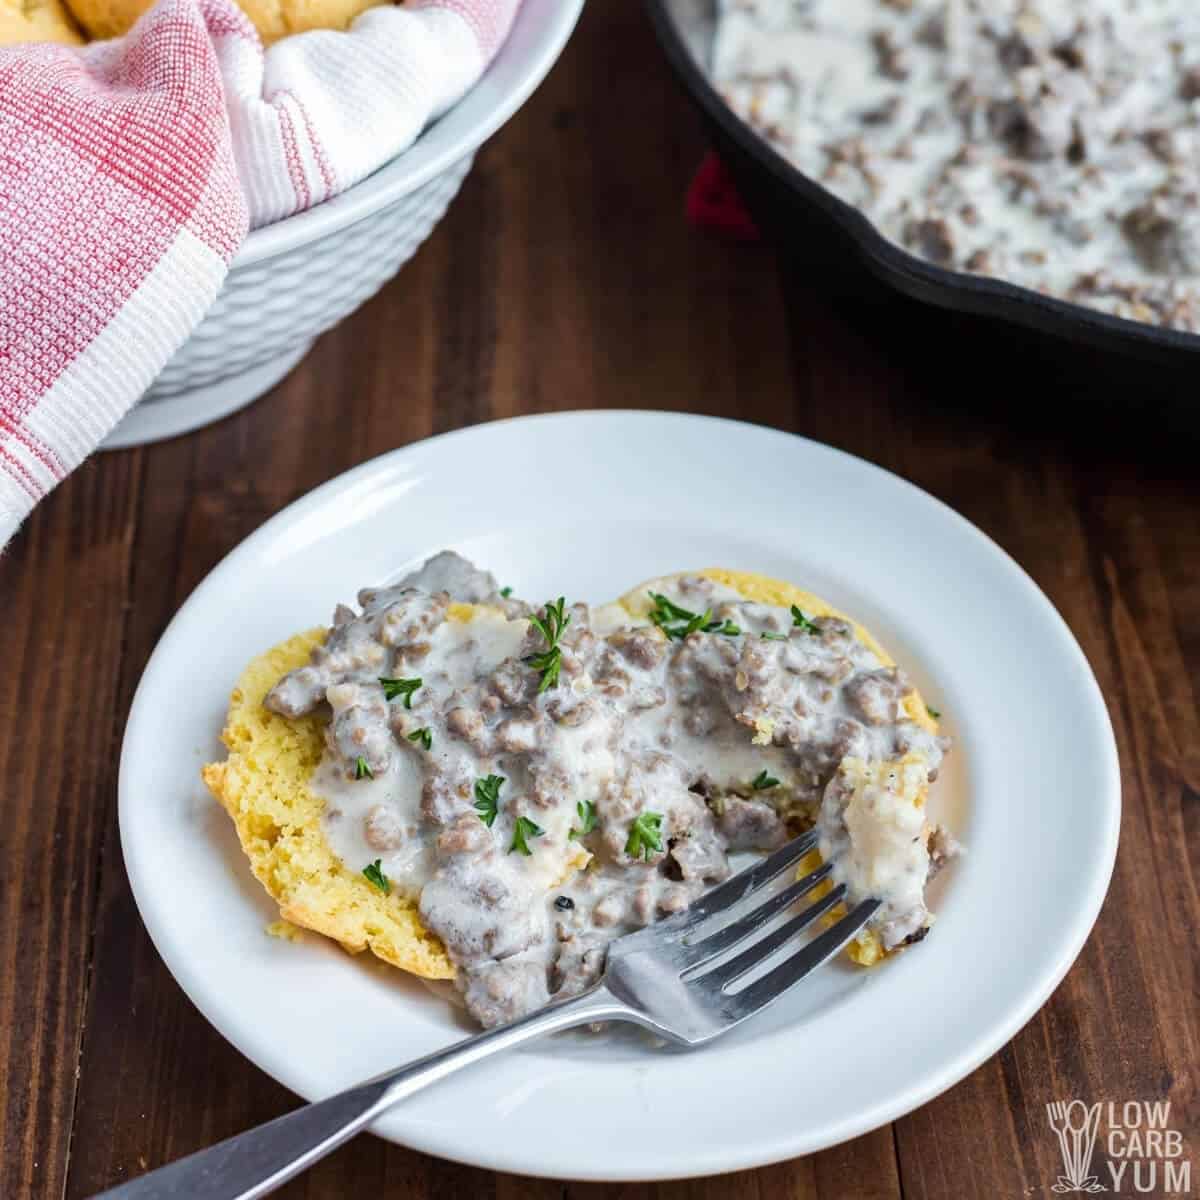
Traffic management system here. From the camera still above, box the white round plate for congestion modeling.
[120,411,1120,1181]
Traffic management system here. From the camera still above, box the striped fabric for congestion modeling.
[0,0,520,545]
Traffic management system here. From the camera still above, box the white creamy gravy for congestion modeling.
[265,553,954,1027]
[713,0,1200,330]
[314,608,530,897]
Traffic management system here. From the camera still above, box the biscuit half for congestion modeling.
[202,627,456,980]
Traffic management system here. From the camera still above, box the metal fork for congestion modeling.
[96,832,879,1199]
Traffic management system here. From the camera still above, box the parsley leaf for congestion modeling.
[407,727,432,751]
[379,676,422,709]
[526,597,571,693]
[500,586,513,598]
[473,774,504,827]
[625,810,664,860]
[707,618,742,636]
[570,799,597,840]
[648,591,692,628]
[353,756,374,780]
[509,815,545,856]
[648,592,741,640]
[926,704,942,720]
[790,605,819,635]
[760,631,788,642]
[362,859,390,894]
[751,769,780,791]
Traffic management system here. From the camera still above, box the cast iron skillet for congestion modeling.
[646,0,1200,368]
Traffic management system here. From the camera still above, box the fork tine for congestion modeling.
[724,899,882,1020]
[694,883,847,988]
[677,861,836,970]
[668,831,819,930]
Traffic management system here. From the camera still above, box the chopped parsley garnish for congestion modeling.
[706,618,742,636]
[926,704,942,720]
[790,605,819,635]
[407,727,432,751]
[510,815,545,856]
[625,810,664,860]
[648,592,741,641]
[526,597,571,693]
[760,631,788,642]
[379,676,422,708]
[362,859,390,894]
[500,586,513,598]
[473,774,504,827]
[751,769,780,791]
[649,593,709,640]
[569,799,597,840]
[353,756,373,780]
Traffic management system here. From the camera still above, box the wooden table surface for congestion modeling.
[3,5,1197,1198]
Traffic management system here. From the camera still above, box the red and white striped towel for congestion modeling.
[0,0,519,546]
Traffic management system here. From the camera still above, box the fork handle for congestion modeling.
[93,985,630,1200]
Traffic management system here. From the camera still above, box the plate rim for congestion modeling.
[118,410,1122,1179]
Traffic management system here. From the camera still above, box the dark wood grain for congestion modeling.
[1,3,1197,1198]
[0,450,142,1200]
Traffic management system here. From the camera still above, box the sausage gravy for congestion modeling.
[712,0,1200,330]
[265,552,956,1027]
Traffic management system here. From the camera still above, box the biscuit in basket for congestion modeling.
[64,0,389,44]
[0,0,83,44]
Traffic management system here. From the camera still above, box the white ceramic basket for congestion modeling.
[103,0,583,449]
